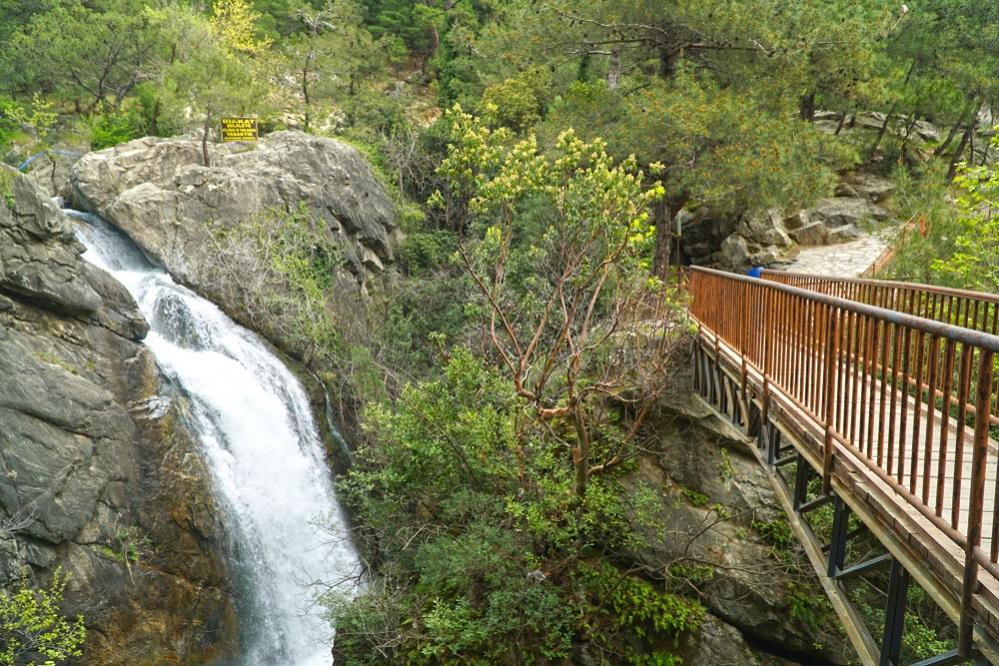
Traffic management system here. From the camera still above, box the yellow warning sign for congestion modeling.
[221,118,258,142]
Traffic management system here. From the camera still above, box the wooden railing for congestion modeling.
[763,270,999,429]
[689,266,999,654]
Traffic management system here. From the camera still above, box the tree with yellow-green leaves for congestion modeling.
[0,570,85,666]
[211,0,274,56]
[432,106,685,498]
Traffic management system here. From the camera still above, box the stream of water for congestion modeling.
[72,211,359,665]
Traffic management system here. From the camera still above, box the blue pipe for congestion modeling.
[17,149,84,172]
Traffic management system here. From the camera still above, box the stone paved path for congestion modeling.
[779,232,888,278]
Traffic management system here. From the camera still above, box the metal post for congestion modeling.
[881,558,910,666]
[828,496,850,577]
[793,452,810,510]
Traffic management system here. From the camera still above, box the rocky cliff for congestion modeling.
[70,131,399,297]
[0,168,238,664]
[621,372,855,665]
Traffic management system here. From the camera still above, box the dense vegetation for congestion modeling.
[3,0,999,663]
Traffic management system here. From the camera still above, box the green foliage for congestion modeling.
[278,0,387,131]
[753,519,795,559]
[479,67,550,131]
[590,564,703,639]
[787,582,832,626]
[851,581,954,662]
[680,487,708,507]
[928,135,999,293]
[0,569,86,666]
[85,110,146,150]
[433,106,687,498]
[0,168,16,210]
[205,202,345,366]
[326,348,700,663]
[11,0,165,111]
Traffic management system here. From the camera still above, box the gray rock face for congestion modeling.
[672,614,798,666]
[683,209,793,272]
[621,370,854,665]
[71,131,398,292]
[0,172,236,664]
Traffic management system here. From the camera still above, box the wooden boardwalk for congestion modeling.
[690,266,999,666]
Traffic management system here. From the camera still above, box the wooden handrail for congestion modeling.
[689,266,999,655]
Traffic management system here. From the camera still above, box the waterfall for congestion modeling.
[72,212,359,666]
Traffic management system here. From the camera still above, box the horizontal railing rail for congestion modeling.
[762,269,999,429]
[689,265,999,654]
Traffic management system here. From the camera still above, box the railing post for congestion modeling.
[959,349,995,657]
[761,286,773,442]
[823,305,839,495]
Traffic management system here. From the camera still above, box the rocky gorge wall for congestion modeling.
[0,169,238,664]
[619,375,855,666]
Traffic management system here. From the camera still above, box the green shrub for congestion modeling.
[87,109,146,150]
[0,569,86,665]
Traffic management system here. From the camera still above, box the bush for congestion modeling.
[0,569,86,665]
[86,109,146,150]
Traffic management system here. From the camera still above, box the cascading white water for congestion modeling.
[72,212,359,666]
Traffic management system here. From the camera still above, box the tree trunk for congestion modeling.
[948,118,977,180]
[799,93,816,121]
[302,68,311,133]
[834,110,848,135]
[202,115,211,168]
[571,408,589,498]
[934,97,977,158]
[658,46,676,79]
[899,111,918,158]
[429,24,440,60]
[651,192,686,280]
[149,98,160,137]
[606,51,621,90]
[868,104,897,160]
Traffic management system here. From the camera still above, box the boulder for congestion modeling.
[679,209,739,264]
[24,144,88,200]
[783,210,809,231]
[827,224,862,244]
[790,222,828,246]
[71,131,399,293]
[719,234,752,271]
[738,209,792,247]
[836,174,895,202]
[672,614,799,666]
[682,209,792,271]
[0,173,237,664]
[809,197,889,227]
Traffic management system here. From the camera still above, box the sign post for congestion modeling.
[220,118,258,142]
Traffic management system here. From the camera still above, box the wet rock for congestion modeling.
[0,174,237,664]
